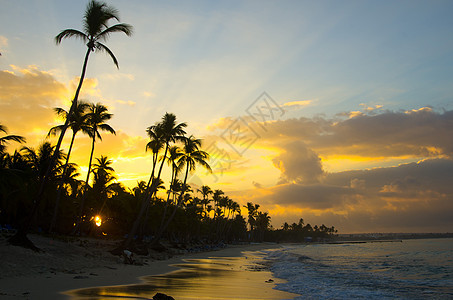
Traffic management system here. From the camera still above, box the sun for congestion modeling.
[94,215,102,227]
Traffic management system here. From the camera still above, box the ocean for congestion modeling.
[66,238,453,299]
[264,238,453,299]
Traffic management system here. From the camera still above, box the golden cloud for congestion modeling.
[0,66,69,147]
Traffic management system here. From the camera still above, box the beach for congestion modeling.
[0,234,297,299]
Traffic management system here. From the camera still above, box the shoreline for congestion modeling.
[0,234,293,299]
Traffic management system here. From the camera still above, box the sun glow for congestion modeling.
[94,215,102,227]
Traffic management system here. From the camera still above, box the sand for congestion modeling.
[0,234,298,299]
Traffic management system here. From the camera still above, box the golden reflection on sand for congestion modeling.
[67,251,298,299]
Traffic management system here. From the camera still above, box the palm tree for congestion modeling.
[145,126,165,187]
[48,101,90,233]
[10,1,132,249]
[177,136,211,206]
[159,145,183,229]
[197,185,212,218]
[76,103,115,229]
[54,0,132,142]
[124,113,186,250]
[212,189,224,219]
[0,124,26,201]
[255,211,271,241]
[153,135,211,244]
[245,202,260,240]
[21,142,66,233]
[21,142,66,184]
[91,155,117,214]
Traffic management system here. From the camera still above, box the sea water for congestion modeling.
[263,238,453,299]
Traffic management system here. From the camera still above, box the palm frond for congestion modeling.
[97,23,133,41]
[96,42,119,68]
[0,124,6,134]
[55,29,87,44]
[53,107,68,118]
[0,134,26,144]
[47,125,65,137]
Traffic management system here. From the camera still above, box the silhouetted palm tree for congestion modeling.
[0,124,26,202]
[159,145,183,229]
[124,113,186,249]
[197,185,212,218]
[21,142,66,233]
[91,155,117,214]
[245,202,260,239]
[122,113,187,250]
[76,103,115,229]
[48,101,90,232]
[11,1,132,249]
[154,135,211,243]
[212,189,224,219]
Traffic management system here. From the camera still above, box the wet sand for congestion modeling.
[66,249,298,299]
[0,234,298,299]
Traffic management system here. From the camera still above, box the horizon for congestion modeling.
[1,0,453,233]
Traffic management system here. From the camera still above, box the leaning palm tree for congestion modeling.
[123,113,186,250]
[75,102,115,231]
[52,0,131,164]
[159,145,183,229]
[153,135,211,244]
[48,101,90,233]
[10,1,132,249]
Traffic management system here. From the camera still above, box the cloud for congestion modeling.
[116,100,136,106]
[259,108,453,159]
[282,99,314,110]
[69,77,101,99]
[272,140,324,184]
[244,158,453,232]
[0,36,7,51]
[0,66,69,145]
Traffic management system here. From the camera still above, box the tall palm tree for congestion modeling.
[124,113,186,249]
[154,135,211,244]
[53,0,132,149]
[176,136,211,208]
[48,101,90,233]
[159,145,183,229]
[11,1,132,249]
[145,126,165,188]
[76,103,115,227]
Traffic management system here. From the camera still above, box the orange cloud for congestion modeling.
[0,66,69,147]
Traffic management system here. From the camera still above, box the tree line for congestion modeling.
[0,1,337,252]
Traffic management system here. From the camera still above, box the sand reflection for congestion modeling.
[66,252,298,299]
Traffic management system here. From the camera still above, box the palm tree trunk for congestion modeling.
[124,143,169,248]
[159,167,175,230]
[152,164,189,245]
[74,135,95,232]
[49,131,77,233]
[9,48,91,249]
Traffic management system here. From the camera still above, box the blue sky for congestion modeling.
[1,0,453,232]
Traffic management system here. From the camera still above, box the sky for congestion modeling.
[1,0,453,233]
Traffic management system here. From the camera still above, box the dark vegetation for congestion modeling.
[0,1,337,254]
